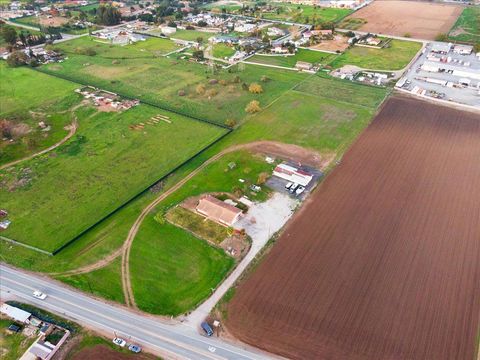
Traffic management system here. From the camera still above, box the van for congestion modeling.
[201,322,214,337]
[285,182,293,190]
[289,183,298,193]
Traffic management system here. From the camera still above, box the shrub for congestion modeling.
[403,33,411,38]
[435,33,448,42]
[209,79,218,85]
[245,100,261,113]
[6,50,28,67]
[178,89,186,96]
[249,83,263,94]
[233,75,241,83]
[260,75,270,82]
[257,172,269,184]
[196,84,206,95]
[224,119,237,127]
[206,88,218,97]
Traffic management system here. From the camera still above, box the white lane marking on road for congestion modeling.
[1,276,223,360]
[0,266,263,359]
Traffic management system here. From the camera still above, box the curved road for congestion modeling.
[0,264,276,360]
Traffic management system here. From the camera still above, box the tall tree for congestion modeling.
[1,26,17,46]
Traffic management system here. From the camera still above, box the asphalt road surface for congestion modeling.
[0,264,275,360]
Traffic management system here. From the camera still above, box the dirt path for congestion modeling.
[121,140,331,308]
[49,248,123,277]
[0,121,78,171]
[0,102,87,171]
[45,140,328,307]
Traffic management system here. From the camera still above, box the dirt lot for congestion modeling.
[309,35,349,53]
[345,0,464,40]
[71,345,155,360]
[226,95,480,360]
[38,16,69,27]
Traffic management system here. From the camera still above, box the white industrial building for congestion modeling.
[0,303,31,323]
[273,164,313,187]
[420,61,480,81]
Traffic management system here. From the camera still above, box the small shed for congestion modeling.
[0,304,31,324]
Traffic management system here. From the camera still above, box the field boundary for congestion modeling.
[32,67,232,130]
[49,128,231,255]
[0,236,52,256]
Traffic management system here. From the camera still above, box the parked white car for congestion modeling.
[113,337,127,347]
[32,290,47,300]
[295,186,305,196]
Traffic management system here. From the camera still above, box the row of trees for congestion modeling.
[1,25,48,48]
[95,5,121,26]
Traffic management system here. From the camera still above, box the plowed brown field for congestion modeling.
[226,96,480,360]
[345,0,463,40]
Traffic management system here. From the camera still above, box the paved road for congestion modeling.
[0,265,275,360]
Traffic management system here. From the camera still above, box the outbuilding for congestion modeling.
[273,164,313,187]
[0,304,31,324]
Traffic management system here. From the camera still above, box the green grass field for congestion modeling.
[262,3,351,25]
[171,29,218,42]
[0,63,81,165]
[131,220,234,315]
[0,65,226,252]
[448,6,480,44]
[330,39,422,70]
[212,43,236,59]
[41,36,308,124]
[248,49,336,68]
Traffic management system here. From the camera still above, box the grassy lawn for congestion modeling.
[171,29,217,42]
[56,258,124,304]
[448,6,480,44]
[263,3,351,25]
[166,206,230,244]
[130,219,234,315]
[248,48,336,68]
[0,67,226,252]
[212,43,236,59]
[41,36,308,124]
[130,150,274,315]
[0,316,36,360]
[330,39,422,70]
[127,37,180,55]
[0,63,80,165]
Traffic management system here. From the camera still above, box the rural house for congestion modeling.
[196,195,243,227]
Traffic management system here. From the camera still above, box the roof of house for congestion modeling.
[0,304,31,323]
[196,195,242,226]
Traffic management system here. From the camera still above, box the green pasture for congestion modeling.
[330,39,422,70]
[41,36,308,124]
[448,6,480,44]
[0,87,226,252]
[248,48,336,68]
[212,43,236,59]
[262,3,351,25]
[171,29,217,42]
[0,63,80,165]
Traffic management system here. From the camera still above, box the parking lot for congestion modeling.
[397,42,480,107]
[266,162,323,201]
